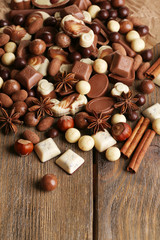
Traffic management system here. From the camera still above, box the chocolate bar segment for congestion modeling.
[109,69,135,86]
[72,61,92,81]
[61,4,84,20]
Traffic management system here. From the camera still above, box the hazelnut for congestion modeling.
[105,147,121,161]
[78,135,94,151]
[65,128,81,143]
[12,101,28,117]
[57,116,74,132]
[4,42,17,53]
[24,112,40,127]
[2,79,21,96]
[29,39,46,55]
[55,32,71,48]
[107,20,120,32]
[14,139,34,156]
[131,38,145,52]
[119,19,133,34]
[1,52,16,66]
[76,81,91,95]
[88,5,101,19]
[126,30,140,42]
[93,59,108,74]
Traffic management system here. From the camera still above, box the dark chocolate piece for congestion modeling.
[61,4,84,20]
[86,97,115,115]
[16,65,43,90]
[87,74,109,99]
[72,61,92,81]
[109,69,135,86]
[35,27,57,47]
[110,52,134,78]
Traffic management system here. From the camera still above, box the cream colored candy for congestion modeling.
[37,79,54,96]
[0,77,3,89]
[93,59,108,74]
[80,58,94,65]
[92,130,117,152]
[88,5,100,19]
[65,128,81,143]
[131,38,145,52]
[4,42,17,53]
[107,20,120,32]
[59,64,73,74]
[126,30,140,42]
[35,138,61,162]
[105,147,121,161]
[111,82,129,96]
[82,10,91,22]
[1,52,15,66]
[56,149,84,174]
[153,73,160,86]
[79,30,94,48]
[111,114,126,125]
[36,11,50,20]
[143,103,160,122]
[78,135,94,151]
[76,81,91,95]
[152,118,160,135]
[97,45,112,59]
[38,58,49,76]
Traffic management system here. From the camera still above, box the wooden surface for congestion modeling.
[0,1,160,240]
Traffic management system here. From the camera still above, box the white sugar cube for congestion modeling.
[92,130,117,152]
[142,103,160,122]
[56,149,84,174]
[35,138,61,162]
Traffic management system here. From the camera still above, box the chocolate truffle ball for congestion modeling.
[134,93,146,106]
[68,52,82,63]
[29,39,46,56]
[44,16,57,26]
[127,111,138,121]
[24,112,40,127]
[2,79,21,96]
[12,101,28,117]
[40,31,53,44]
[14,57,27,70]
[0,19,8,27]
[81,47,92,58]
[41,174,57,191]
[109,32,120,42]
[111,0,125,8]
[141,49,153,62]
[98,9,109,20]
[140,80,155,94]
[75,112,90,129]
[55,32,71,48]
[0,69,10,81]
[118,6,129,18]
[108,9,118,20]
[99,1,111,11]
[136,25,149,37]
[119,19,133,34]
[90,22,101,35]
[13,14,25,26]
[47,128,59,138]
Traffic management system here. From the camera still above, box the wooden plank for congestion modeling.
[94,44,160,240]
[0,3,93,240]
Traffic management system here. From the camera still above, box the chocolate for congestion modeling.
[110,52,134,78]
[72,0,92,10]
[35,27,57,47]
[31,0,70,9]
[86,97,115,115]
[72,61,92,81]
[17,40,31,59]
[87,74,109,99]
[16,65,43,90]
[61,4,84,20]
[109,69,135,86]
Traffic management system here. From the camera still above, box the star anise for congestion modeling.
[28,97,54,118]
[87,111,111,134]
[114,91,139,114]
[0,107,23,134]
[54,72,79,95]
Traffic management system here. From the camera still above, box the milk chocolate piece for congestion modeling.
[110,52,134,78]
[16,65,43,90]
[72,0,92,10]
[109,69,135,86]
[87,74,109,99]
[86,97,115,115]
[62,4,84,20]
[72,61,92,81]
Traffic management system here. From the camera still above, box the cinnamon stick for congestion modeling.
[145,57,160,79]
[127,129,155,173]
[121,117,150,158]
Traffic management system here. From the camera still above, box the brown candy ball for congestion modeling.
[55,32,71,48]
[24,112,40,127]
[109,32,120,42]
[41,174,57,191]
[2,79,21,96]
[75,112,90,129]
[118,6,129,18]
[99,1,111,11]
[141,49,153,62]
[127,111,138,121]
[140,80,155,94]
[14,57,27,70]
[47,128,59,138]
[134,93,146,106]
[111,0,125,8]
[119,19,133,34]
[29,39,46,55]
[136,25,149,37]
[12,101,28,117]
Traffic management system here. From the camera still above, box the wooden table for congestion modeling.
[0,1,160,240]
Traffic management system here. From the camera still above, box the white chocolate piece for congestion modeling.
[36,11,50,20]
[88,5,100,19]
[80,58,94,65]
[34,0,51,6]
[105,147,121,161]
[79,30,94,48]
[56,149,84,174]
[21,33,32,41]
[152,118,160,135]
[82,10,92,22]
[97,45,112,59]
[4,42,17,53]
[38,58,49,76]
[153,73,160,86]
[107,20,120,32]
[143,103,160,122]
[59,64,73,74]
[111,82,129,96]
[0,77,4,89]
[76,81,91,95]
[93,59,108,74]
[131,38,145,52]
[65,128,81,143]
[111,114,126,125]
[37,79,54,96]
[78,135,94,151]
[126,30,140,42]
[92,130,117,152]
[35,138,61,162]
[54,11,62,21]
[1,52,16,66]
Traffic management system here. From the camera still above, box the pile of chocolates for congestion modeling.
[0,0,159,190]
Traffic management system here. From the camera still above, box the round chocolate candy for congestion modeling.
[13,14,25,26]
[41,174,57,191]
[81,47,92,58]
[87,74,109,99]
[109,32,120,42]
[47,128,59,138]
[90,22,101,35]
[136,25,149,37]
[141,49,153,62]
[44,17,57,26]
[0,19,8,27]
[108,9,118,20]
[75,112,90,129]
[98,9,109,20]
[99,1,111,10]
[140,80,155,94]
[86,97,115,115]
[12,101,28,117]
[40,31,53,44]
[14,57,27,70]
[118,6,129,18]
[55,32,71,48]
[68,52,82,63]
[0,68,10,81]
[127,111,138,121]
[111,0,125,8]
[2,79,21,96]
[134,93,146,106]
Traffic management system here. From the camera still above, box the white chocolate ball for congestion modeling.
[152,118,160,135]
[111,114,126,125]
[4,42,17,53]
[0,77,3,89]
[78,135,94,151]
[65,128,81,143]
[88,5,100,19]
[76,81,91,95]
[107,20,120,32]
[131,38,145,52]
[126,30,140,42]
[105,147,121,161]
[93,59,108,74]
[1,52,16,66]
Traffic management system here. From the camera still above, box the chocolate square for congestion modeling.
[72,61,92,81]
[16,65,43,90]
[110,52,134,78]
[62,4,84,20]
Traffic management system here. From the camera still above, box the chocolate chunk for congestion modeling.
[110,52,134,78]
[16,65,43,90]
[32,0,70,9]
[86,97,115,115]
[72,0,92,10]
[109,69,135,86]
[72,61,92,81]
[62,4,84,20]
[87,74,109,99]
